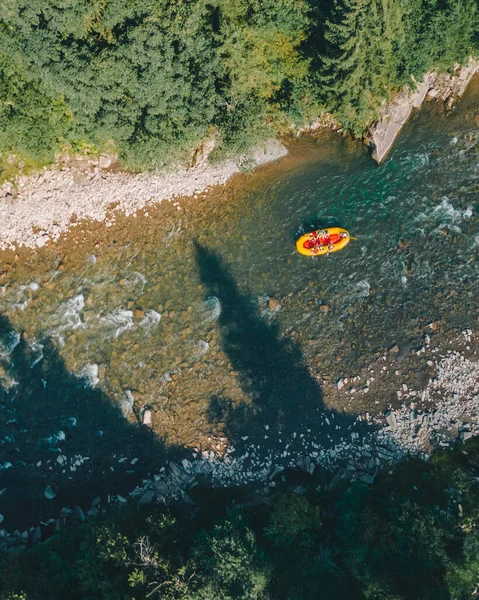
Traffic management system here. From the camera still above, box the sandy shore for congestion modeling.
[0,138,287,251]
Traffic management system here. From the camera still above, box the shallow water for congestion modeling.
[0,78,478,528]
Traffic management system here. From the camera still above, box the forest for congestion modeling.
[0,0,477,176]
[2,440,479,599]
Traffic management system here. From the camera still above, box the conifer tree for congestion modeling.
[319,0,404,133]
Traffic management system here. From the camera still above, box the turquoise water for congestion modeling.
[0,79,477,529]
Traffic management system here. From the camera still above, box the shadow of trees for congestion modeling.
[194,242,373,455]
[0,314,174,531]
[1,241,375,532]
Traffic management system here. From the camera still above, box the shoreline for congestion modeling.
[367,58,479,162]
[1,328,477,546]
[0,138,287,251]
[0,62,477,251]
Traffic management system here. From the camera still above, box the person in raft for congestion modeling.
[309,229,348,255]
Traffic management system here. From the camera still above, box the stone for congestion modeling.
[385,412,397,428]
[268,297,280,311]
[475,114,479,127]
[389,344,400,353]
[153,480,170,496]
[319,304,330,313]
[138,490,156,505]
[169,461,196,487]
[134,308,145,319]
[73,506,86,522]
[461,431,473,441]
[44,485,57,500]
[99,155,112,169]
[31,526,42,542]
[142,409,152,426]
[370,75,432,162]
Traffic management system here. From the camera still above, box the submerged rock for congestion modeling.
[44,485,57,500]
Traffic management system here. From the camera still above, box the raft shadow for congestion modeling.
[194,242,373,456]
[0,314,176,531]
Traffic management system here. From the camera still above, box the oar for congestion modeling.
[350,236,358,241]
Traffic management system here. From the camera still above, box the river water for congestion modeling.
[0,79,478,529]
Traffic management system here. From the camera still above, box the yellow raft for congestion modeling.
[296,227,351,257]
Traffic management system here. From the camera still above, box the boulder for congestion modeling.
[138,490,156,505]
[44,485,57,500]
[142,409,152,426]
[385,412,397,428]
[73,506,86,522]
[153,480,170,496]
[31,526,42,542]
[169,461,196,487]
[98,155,112,169]
[268,297,280,311]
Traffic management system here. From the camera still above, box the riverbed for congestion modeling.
[0,77,478,531]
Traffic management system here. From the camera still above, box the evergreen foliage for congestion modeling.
[0,0,477,171]
[2,441,479,599]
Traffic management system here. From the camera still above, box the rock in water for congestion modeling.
[142,409,152,426]
[44,485,57,500]
[268,297,280,311]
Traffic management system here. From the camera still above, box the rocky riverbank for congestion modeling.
[368,58,479,162]
[0,62,476,251]
[0,138,287,251]
[1,329,477,549]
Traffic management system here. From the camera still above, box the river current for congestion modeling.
[0,78,478,529]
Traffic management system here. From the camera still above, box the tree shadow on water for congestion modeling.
[194,242,372,454]
[0,314,174,531]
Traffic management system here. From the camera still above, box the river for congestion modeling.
[0,78,478,531]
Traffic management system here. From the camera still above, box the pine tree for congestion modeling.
[319,0,404,133]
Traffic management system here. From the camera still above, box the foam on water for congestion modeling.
[131,272,147,292]
[351,279,371,299]
[200,296,221,323]
[419,197,473,231]
[0,331,21,358]
[75,363,99,388]
[56,294,85,332]
[121,389,135,416]
[194,340,210,358]
[45,430,66,446]
[139,309,162,329]
[100,308,134,339]
[28,339,44,368]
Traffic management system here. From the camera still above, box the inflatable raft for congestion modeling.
[296,227,350,257]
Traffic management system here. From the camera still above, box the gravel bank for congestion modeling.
[0,139,287,251]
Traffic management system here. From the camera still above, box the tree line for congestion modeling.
[2,439,479,599]
[0,0,477,177]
